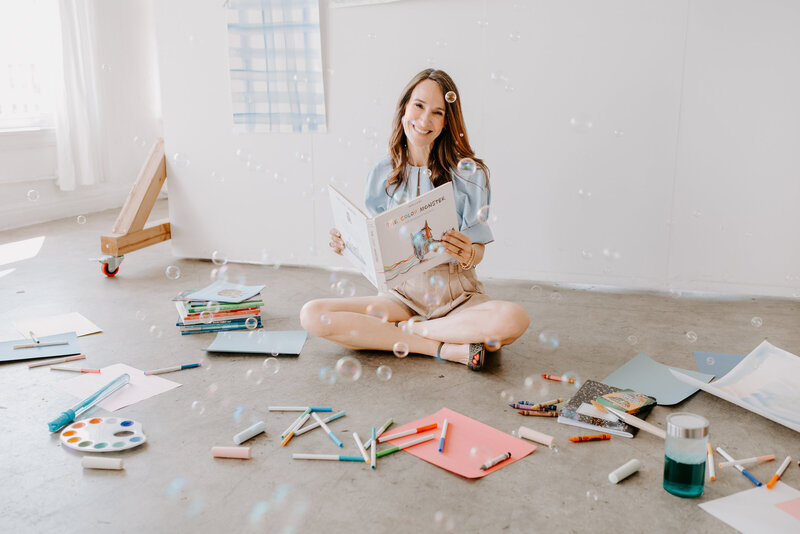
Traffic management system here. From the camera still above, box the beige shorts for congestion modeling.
[381,262,490,320]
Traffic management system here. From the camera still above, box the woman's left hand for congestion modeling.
[440,229,473,265]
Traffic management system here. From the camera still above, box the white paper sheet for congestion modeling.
[13,312,102,338]
[699,482,800,534]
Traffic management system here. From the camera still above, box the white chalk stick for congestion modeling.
[233,421,266,445]
[81,456,124,470]
[211,446,251,459]
[608,458,642,484]
[518,425,555,448]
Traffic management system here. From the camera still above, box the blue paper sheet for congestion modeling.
[603,353,714,405]
[0,331,81,363]
[184,281,265,304]
[693,351,746,378]
[205,330,307,356]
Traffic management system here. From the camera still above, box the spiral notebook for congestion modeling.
[557,379,656,438]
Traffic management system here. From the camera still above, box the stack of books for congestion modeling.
[173,281,265,335]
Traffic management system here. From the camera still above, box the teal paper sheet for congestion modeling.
[603,353,714,405]
[205,330,307,356]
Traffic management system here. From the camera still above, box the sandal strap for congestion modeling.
[436,341,445,360]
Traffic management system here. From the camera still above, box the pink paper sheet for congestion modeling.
[55,363,181,411]
[776,497,800,521]
[384,407,536,478]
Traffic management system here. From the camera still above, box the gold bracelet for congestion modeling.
[459,244,476,270]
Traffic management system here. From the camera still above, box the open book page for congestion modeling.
[328,185,377,287]
[372,182,459,290]
[670,340,800,433]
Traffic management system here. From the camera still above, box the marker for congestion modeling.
[524,398,565,410]
[542,374,574,384]
[569,434,611,443]
[370,427,376,470]
[718,454,775,468]
[47,373,130,432]
[30,331,39,343]
[312,412,343,447]
[268,406,333,412]
[518,410,558,417]
[28,354,87,368]
[480,451,511,470]
[438,419,449,453]
[281,412,310,446]
[144,363,200,375]
[707,444,716,482]
[294,410,346,436]
[766,456,792,489]
[603,406,666,439]
[14,340,69,349]
[378,423,438,443]
[280,408,311,439]
[353,432,370,464]
[716,447,762,487]
[292,454,365,462]
[49,366,100,373]
[376,434,436,458]
[511,403,558,411]
[364,418,393,450]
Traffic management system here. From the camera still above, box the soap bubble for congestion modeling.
[561,371,582,389]
[366,304,388,322]
[428,274,445,289]
[262,357,280,375]
[320,314,332,326]
[318,367,337,385]
[165,265,181,279]
[191,400,206,416]
[232,406,244,421]
[750,316,763,328]
[500,390,514,403]
[468,445,493,468]
[76,215,87,224]
[569,113,593,133]
[27,189,40,202]
[538,331,559,350]
[530,285,543,297]
[393,342,409,358]
[211,250,227,265]
[422,168,432,178]
[334,279,356,297]
[200,311,213,324]
[445,91,457,103]
[485,338,501,351]
[135,310,147,321]
[685,331,698,343]
[626,335,638,346]
[335,356,362,381]
[578,188,592,198]
[457,158,477,176]
[549,444,559,454]
[581,250,593,260]
[586,490,599,502]
[511,429,517,438]
[245,368,264,385]
[376,365,393,381]
[392,188,410,204]
[148,325,163,338]
[187,497,204,517]
[550,291,563,303]
[245,317,258,330]
[433,511,456,532]
[210,265,228,281]
[166,477,186,497]
[705,356,715,366]
[477,205,490,224]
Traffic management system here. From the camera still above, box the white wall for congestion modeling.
[0,0,162,231]
[151,0,797,299]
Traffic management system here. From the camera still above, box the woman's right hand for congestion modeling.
[329,228,345,255]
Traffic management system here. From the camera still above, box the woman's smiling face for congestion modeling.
[402,78,446,153]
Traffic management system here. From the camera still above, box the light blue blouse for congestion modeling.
[363,156,494,245]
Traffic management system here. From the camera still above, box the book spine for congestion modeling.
[186,303,264,313]
[366,218,386,292]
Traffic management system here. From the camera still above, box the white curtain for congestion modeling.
[53,0,104,191]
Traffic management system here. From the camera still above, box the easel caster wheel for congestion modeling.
[102,263,119,277]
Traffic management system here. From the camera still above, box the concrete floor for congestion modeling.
[1,200,798,534]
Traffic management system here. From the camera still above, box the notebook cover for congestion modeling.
[557,379,655,438]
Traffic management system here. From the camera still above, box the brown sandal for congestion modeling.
[467,343,485,371]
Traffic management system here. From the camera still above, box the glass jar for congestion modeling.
[663,412,709,498]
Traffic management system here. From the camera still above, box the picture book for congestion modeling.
[183,281,265,304]
[329,182,459,292]
[592,389,656,414]
[557,379,656,438]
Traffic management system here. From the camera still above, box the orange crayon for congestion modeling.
[569,434,611,443]
[542,374,575,384]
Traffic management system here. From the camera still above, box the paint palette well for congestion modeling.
[60,417,146,452]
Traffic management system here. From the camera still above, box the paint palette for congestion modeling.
[60,417,146,452]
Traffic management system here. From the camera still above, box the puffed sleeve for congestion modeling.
[364,157,393,217]
[454,169,494,244]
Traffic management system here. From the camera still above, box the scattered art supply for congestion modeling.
[144,363,200,375]
[378,423,437,443]
[699,481,800,534]
[376,434,436,458]
[49,374,131,432]
[438,418,449,453]
[50,366,100,373]
[512,403,558,411]
[717,447,762,487]
[480,451,511,470]
[363,418,393,450]
[609,458,642,484]
[604,353,714,405]
[603,406,666,439]
[718,454,775,468]
[371,427,376,470]
[767,456,792,490]
[13,312,102,338]
[569,434,611,443]
[592,389,656,414]
[2,332,81,363]
[282,411,311,442]
[518,410,558,417]
[312,412,343,447]
[233,421,266,445]
[517,426,555,448]
[269,406,332,412]
[205,330,307,355]
[281,408,310,438]
[707,444,716,482]
[292,454,364,462]
[663,413,709,498]
[60,416,145,452]
[27,353,85,368]
[184,280,265,304]
[353,432,370,464]
[525,398,565,410]
[81,456,124,470]
[541,373,574,383]
[294,410,346,436]
[212,446,251,459]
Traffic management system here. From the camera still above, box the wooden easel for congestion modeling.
[98,138,171,276]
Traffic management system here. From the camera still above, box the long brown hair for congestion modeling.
[386,69,489,198]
